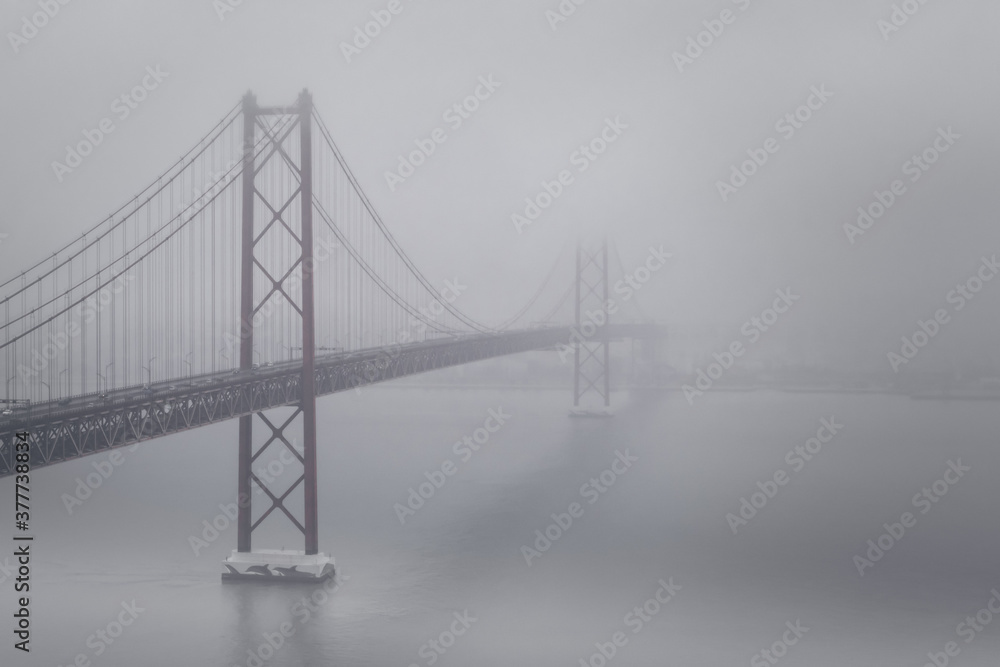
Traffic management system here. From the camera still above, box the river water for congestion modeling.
[3,386,999,666]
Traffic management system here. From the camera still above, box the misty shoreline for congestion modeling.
[370,382,1000,401]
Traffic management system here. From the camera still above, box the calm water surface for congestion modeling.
[3,387,999,666]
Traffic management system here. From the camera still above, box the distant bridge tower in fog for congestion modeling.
[572,239,612,413]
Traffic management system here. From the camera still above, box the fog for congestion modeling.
[2,2,1000,665]
[2,0,998,373]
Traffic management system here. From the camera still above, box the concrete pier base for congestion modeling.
[569,406,614,418]
[222,549,335,583]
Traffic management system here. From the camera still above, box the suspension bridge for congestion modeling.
[0,90,663,581]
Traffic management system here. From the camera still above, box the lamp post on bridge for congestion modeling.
[96,362,114,394]
[142,356,157,385]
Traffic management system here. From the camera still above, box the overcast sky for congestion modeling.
[1,0,998,371]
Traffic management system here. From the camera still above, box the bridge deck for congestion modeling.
[0,329,569,475]
[0,324,664,476]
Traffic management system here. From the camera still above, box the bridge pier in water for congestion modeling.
[223,90,334,583]
[571,238,613,417]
